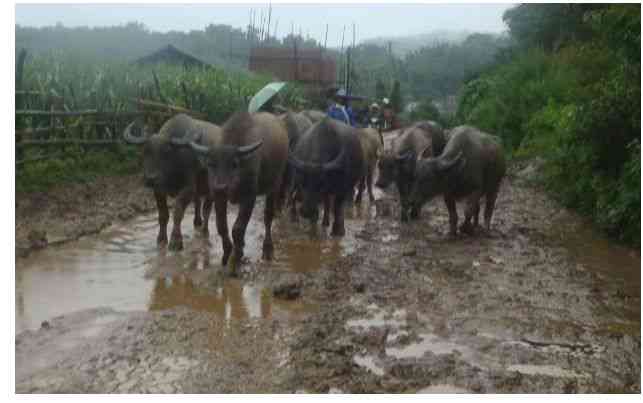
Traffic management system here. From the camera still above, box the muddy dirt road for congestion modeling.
[15,154,640,393]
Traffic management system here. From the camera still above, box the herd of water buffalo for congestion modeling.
[122,109,506,272]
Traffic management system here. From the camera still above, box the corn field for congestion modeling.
[15,50,306,192]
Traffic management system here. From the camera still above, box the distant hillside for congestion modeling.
[362,30,476,57]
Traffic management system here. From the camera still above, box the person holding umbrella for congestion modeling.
[327,89,356,127]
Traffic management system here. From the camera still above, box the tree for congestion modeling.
[389,80,401,113]
[502,4,607,52]
[375,79,386,101]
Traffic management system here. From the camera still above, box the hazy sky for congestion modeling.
[16,3,512,46]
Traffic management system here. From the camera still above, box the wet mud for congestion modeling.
[15,161,640,393]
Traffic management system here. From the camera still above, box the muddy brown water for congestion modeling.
[15,197,379,334]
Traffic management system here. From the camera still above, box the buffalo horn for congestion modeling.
[237,140,263,157]
[322,146,346,172]
[189,141,210,155]
[122,121,147,145]
[437,151,464,172]
[288,155,320,174]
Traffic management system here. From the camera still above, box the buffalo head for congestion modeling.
[410,151,465,209]
[190,140,263,201]
[123,120,195,194]
[288,147,345,222]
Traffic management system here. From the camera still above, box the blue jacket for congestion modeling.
[327,104,356,127]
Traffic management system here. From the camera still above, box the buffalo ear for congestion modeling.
[437,151,465,173]
[237,140,263,159]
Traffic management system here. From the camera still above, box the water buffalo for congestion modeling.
[375,121,447,222]
[301,109,327,124]
[279,112,313,220]
[355,127,383,204]
[409,125,506,236]
[189,112,289,271]
[123,113,218,251]
[288,117,366,236]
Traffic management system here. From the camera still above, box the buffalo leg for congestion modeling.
[262,193,276,260]
[444,195,458,237]
[398,183,410,223]
[278,166,292,215]
[355,176,365,204]
[460,191,481,235]
[193,194,203,229]
[410,204,421,220]
[367,169,375,203]
[201,196,214,236]
[169,188,193,251]
[331,194,346,237]
[154,190,169,246]
[473,200,481,228]
[230,196,256,271]
[289,187,299,223]
[484,189,500,232]
[322,194,331,227]
[214,195,233,266]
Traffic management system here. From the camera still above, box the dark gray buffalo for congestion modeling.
[409,125,506,236]
[375,121,446,221]
[189,112,289,271]
[123,113,219,250]
[279,112,313,218]
[288,118,366,236]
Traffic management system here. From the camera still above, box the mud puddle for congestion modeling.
[16,197,377,333]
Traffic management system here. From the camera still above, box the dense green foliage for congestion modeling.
[457,4,641,245]
[405,98,448,127]
[340,32,507,113]
[16,52,305,192]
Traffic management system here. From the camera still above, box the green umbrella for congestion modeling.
[248,82,287,113]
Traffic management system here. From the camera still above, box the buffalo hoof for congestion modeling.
[459,222,475,236]
[322,217,330,227]
[331,226,345,237]
[228,251,247,277]
[262,242,274,261]
[168,236,183,251]
[157,234,168,247]
[410,209,420,220]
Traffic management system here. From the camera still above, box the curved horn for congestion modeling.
[236,140,263,157]
[122,121,147,145]
[189,141,210,155]
[171,128,204,146]
[288,154,320,175]
[322,146,346,172]
[437,151,464,172]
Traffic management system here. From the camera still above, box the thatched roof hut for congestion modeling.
[135,44,209,68]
